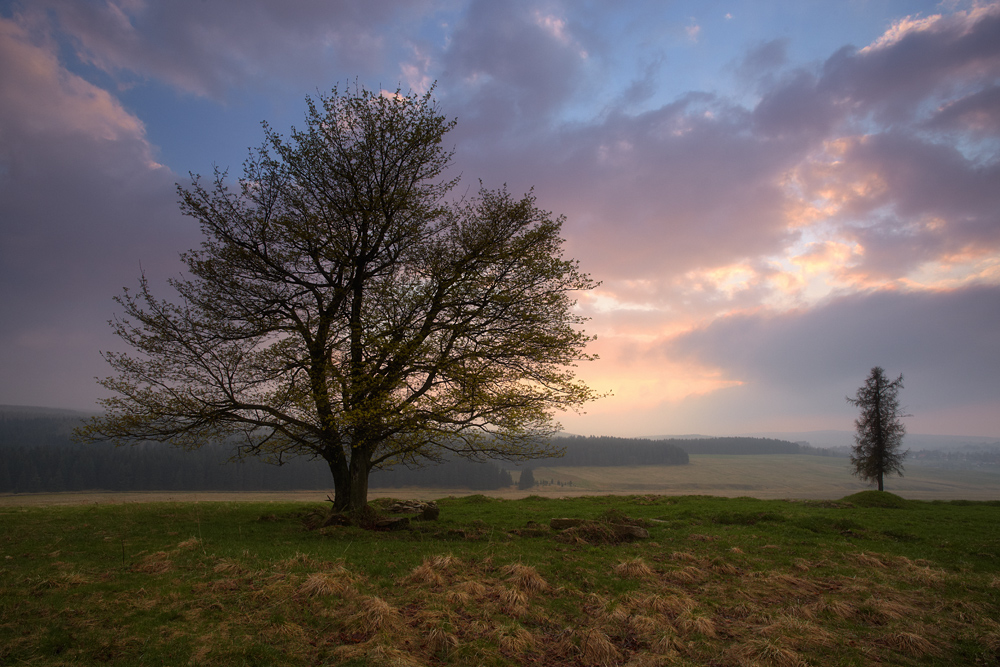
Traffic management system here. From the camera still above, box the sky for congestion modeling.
[1,0,999,439]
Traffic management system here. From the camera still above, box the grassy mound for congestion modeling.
[841,490,910,508]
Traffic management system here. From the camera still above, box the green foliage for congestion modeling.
[76,85,599,511]
[847,366,908,491]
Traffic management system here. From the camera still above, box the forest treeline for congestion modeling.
[2,414,831,494]
[0,415,511,493]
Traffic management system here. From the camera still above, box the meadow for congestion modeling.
[2,488,999,666]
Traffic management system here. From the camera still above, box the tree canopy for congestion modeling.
[76,85,599,511]
[846,366,907,491]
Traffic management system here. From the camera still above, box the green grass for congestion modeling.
[2,493,999,665]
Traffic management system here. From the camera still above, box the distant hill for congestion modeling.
[745,430,1000,451]
[0,405,96,418]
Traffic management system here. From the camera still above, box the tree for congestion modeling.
[517,467,536,490]
[76,85,599,512]
[846,366,907,491]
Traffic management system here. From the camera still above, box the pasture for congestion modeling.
[2,488,999,666]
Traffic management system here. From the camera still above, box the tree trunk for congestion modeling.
[327,457,352,512]
[348,452,370,511]
[877,472,884,492]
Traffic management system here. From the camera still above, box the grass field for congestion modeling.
[4,454,998,508]
[529,455,1000,500]
[2,490,999,666]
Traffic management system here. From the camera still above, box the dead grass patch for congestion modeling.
[882,630,939,657]
[676,612,717,638]
[578,627,622,667]
[495,624,536,655]
[212,558,242,574]
[503,562,548,592]
[860,596,917,623]
[176,537,200,550]
[299,571,355,597]
[425,626,459,656]
[130,551,172,574]
[453,579,489,600]
[767,573,821,595]
[665,565,707,584]
[347,595,404,637]
[850,552,887,568]
[635,591,696,618]
[730,638,807,667]
[710,558,740,575]
[817,598,857,620]
[760,615,834,649]
[614,557,655,579]
[498,586,529,616]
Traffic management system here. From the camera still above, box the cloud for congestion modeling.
[441,0,590,132]
[24,0,430,98]
[666,285,1000,413]
[0,14,194,409]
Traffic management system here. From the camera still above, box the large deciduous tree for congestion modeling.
[76,86,599,511]
[846,366,907,492]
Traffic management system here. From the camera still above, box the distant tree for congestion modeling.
[518,467,536,490]
[75,85,599,512]
[846,367,908,491]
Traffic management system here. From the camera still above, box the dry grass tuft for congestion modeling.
[670,551,698,562]
[821,600,858,619]
[445,588,471,606]
[503,563,548,592]
[651,628,685,655]
[272,621,308,640]
[299,572,354,597]
[279,552,317,570]
[711,558,740,575]
[454,579,489,600]
[213,558,242,574]
[730,638,807,667]
[851,552,887,568]
[989,576,1000,589]
[131,551,172,574]
[407,561,446,587]
[677,612,717,638]
[883,631,939,657]
[862,597,916,623]
[761,615,834,649]
[625,613,660,641]
[689,533,717,541]
[176,537,200,550]
[348,595,403,636]
[665,565,706,584]
[578,627,622,667]
[638,592,696,618]
[498,586,529,616]
[364,643,425,667]
[496,624,536,655]
[614,557,655,579]
[425,626,459,655]
[767,573,820,594]
[905,565,947,586]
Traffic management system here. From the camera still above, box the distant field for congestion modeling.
[2,454,998,506]
[529,455,1000,501]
